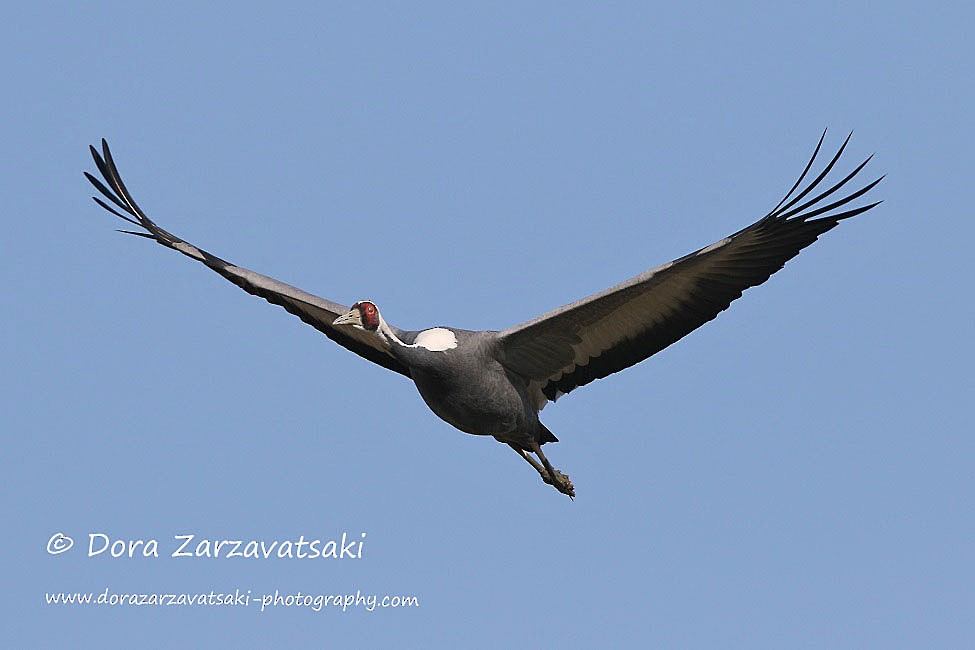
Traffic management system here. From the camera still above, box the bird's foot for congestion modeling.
[542,469,575,499]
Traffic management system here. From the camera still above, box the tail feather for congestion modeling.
[539,423,559,444]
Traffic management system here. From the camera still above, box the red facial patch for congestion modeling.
[355,301,380,331]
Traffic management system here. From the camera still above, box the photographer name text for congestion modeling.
[47,532,367,560]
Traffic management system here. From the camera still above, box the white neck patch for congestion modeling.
[414,327,458,352]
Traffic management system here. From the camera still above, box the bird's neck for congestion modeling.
[375,316,404,351]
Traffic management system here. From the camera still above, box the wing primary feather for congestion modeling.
[116,229,155,238]
[774,131,852,217]
[818,200,883,223]
[785,175,885,222]
[91,196,142,226]
[776,155,875,221]
[765,128,827,218]
[100,139,148,220]
[84,171,132,215]
[89,146,121,206]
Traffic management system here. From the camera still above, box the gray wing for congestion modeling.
[496,131,882,404]
[85,139,410,378]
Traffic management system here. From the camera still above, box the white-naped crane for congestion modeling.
[86,132,882,498]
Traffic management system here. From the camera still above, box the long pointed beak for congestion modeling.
[332,309,361,327]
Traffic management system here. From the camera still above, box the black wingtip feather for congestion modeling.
[85,171,134,217]
[775,132,853,217]
[764,131,882,230]
[116,229,155,238]
[830,200,883,222]
[99,140,147,220]
[766,128,828,219]
[91,196,141,226]
[87,140,173,244]
[793,175,885,223]
[777,157,878,222]
[89,145,114,193]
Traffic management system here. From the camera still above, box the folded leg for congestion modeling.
[507,443,575,499]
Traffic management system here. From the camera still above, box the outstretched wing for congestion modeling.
[85,139,410,378]
[496,131,883,405]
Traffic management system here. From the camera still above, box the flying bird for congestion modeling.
[85,133,881,498]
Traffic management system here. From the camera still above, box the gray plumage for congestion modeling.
[85,132,882,498]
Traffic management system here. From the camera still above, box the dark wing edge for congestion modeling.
[496,130,883,405]
[85,139,410,378]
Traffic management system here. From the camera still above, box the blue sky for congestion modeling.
[5,2,972,647]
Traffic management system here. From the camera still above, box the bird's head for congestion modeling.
[333,300,381,332]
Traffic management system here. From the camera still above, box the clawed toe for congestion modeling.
[542,469,575,499]
[507,442,575,498]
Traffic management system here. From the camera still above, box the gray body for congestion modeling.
[85,132,881,497]
[393,330,540,449]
